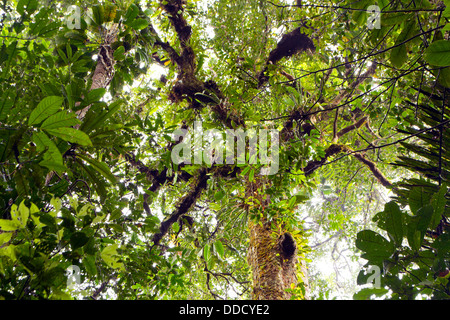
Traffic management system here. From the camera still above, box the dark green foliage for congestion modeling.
[355,88,449,300]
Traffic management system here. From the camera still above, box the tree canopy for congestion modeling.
[0,0,448,300]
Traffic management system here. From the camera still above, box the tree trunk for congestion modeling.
[245,179,309,300]
[247,218,309,300]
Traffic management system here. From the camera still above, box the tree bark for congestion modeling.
[247,217,309,300]
[245,179,309,300]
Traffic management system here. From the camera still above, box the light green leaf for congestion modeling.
[101,244,124,270]
[407,205,434,251]
[29,96,64,126]
[424,40,450,67]
[44,127,93,146]
[203,243,210,262]
[17,201,29,228]
[0,219,20,231]
[248,168,255,182]
[214,190,225,201]
[0,244,16,261]
[130,18,149,30]
[41,111,80,129]
[0,232,13,246]
[214,240,225,259]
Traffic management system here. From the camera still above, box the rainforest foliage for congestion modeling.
[0,0,449,300]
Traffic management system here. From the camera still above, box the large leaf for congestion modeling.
[76,154,116,183]
[0,219,21,231]
[214,240,225,259]
[101,244,124,270]
[44,127,92,146]
[76,159,107,202]
[32,131,65,172]
[29,96,64,126]
[0,89,15,121]
[390,20,416,68]
[424,40,450,67]
[430,184,447,229]
[16,0,38,15]
[81,99,123,133]
[70,231,90,250]
[373,201,404,246]
[407,205,434,251]
[203,243,211,262]
[409,187,432,214]
[40,111,80,129]
[356,230,394,261]
[1,41,18,78]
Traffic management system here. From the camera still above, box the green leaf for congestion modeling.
[44,127,93,146]
[409,187,432,214]
[407,205,434,251]
[1,41,18,78]
[86,88,106,104]
[15,201,29,228]
[0,89,15,121]
[173,221,180,233]
[381,13,410,26]
[353,287,389,300]
[29,96,64,126]
[424,40,450,67]
[430,184,447,228]
[125,4,139,24]
[203,243,210,262]
[32,131,65,172]
[0,219,20,231]
[17,0,38,15]
[77,154,116,183]
[91,5,104,26]
[214,190,225,201]
[83,255,97,276]
[81,99,123,133]
[0,232,13,246]
[113,46,126,61]
[130,18,149,30]
[214,240,225,259]
[101,244,124,270]
[390,43,407,68]
[70,231,90,250]
[248,168,255,182]
[356,230,394,260]
[77,160,107,203]
[40,111,80,129]
[390,21,416,68]
[373,201,404,246]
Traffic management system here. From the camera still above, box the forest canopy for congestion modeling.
[0,0,449,301]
